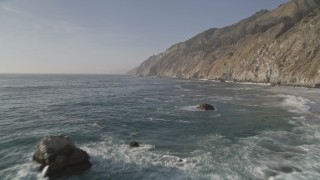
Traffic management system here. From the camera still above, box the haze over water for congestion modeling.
[1,74,320,179]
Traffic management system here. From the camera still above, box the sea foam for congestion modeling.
[279,94,311,114]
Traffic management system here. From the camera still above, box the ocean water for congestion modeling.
[1,74,320,180]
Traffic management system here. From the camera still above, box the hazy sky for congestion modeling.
[0,0,288,74]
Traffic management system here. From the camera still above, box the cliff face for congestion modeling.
[135,0,320,87]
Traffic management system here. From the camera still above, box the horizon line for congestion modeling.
[0,72,130,76]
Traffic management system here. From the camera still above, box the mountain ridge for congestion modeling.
[134,0,320,87]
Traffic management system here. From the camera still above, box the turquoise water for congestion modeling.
[1,74,320,179]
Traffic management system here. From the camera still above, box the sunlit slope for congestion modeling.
[136,0,320,87]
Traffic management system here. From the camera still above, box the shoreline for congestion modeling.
[137,75,319,89]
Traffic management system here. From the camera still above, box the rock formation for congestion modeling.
[135,0,320,87]
[197,104,215,111]
[129,141,140,148]
[33,135,92,179]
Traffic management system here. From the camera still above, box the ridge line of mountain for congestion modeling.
[133,0,320,88]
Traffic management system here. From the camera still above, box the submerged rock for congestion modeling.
[129,141,140,148]
[197,104,215,111]
[33,135,92,179]
[278,166,302,173]
[265,165,302,178]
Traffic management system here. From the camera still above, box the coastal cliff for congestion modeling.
[135,0,320,87]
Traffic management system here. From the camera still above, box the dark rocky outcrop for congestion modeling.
[129,141,140,148]
[33,135,92,179]
[265,165,302,178]
[197,104,215,111]
[278,166,302,173]
[134,0,320,88]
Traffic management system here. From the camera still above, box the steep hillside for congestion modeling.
[135,0,320,87]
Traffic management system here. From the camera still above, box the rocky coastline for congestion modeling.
[134,0,320,88]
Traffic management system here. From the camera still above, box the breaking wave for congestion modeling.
[278,94,311,114]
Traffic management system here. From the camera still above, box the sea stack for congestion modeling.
[33,135,92,179]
